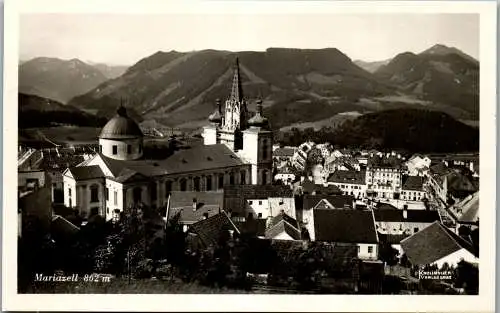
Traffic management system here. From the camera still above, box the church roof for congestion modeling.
[159,144,245,174]
[67,165,104,180]
[95,144,245,181]
[99,106,144,140]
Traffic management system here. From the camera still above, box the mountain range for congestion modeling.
[20,44,479,131]
[19,57,129,103]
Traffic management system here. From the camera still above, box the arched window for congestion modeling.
[165,181,172,196]
[90,184,99,203]
[180,178,187,191]
[206,176,212,191]
[229,173,235,185]
[240,170,246,185]
[193,177,201,191]
[133,187,142,203]
[218,174,224,189]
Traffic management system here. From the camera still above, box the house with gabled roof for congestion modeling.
[223,184,294,220]
[400,221,478,268]
[264,212,301,241]
[327,170,366,199]
[165,191,224,231]
[400,175,427,201]
[306,208,379,260]
[187,211,240,250]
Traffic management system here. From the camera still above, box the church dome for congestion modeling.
[208,98,223,124]
[99,106,144,140]
[248,100,269,128]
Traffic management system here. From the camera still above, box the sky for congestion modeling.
[20,13,479,65]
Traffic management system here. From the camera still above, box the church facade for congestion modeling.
[62,58,274,221]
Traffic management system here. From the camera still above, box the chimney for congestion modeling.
[192,198,197,211]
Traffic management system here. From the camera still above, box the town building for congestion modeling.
[306,208,379,260]
[400,221,478,268]
[223,184,294,221]
[327,170,366,199]
[264,212,302,240]
[165,191,224,231]
[373,203,441,235]
[405,154,431,176]
[400,175,427,201]
[292,141,315,171]
[365,153,404,200]
[62,58,275,222]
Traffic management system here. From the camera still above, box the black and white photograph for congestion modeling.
[3,0,496,311]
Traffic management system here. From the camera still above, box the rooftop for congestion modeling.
[273,147,295,157]
[373,206,441,223]
[400,222,478,266]
[327,170,366,185]
[367,155,403,169]
[99,106,144,140]
[188,211,239,247]
[402,175,424,191]
[313,209,378,244]
[67,165,104,180]
[302,194,355,211]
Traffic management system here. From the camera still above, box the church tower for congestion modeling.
[219,57,248,151]
[241,99,273,185]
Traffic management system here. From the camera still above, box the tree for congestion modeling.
[454,260,479,294]
[379,243,399,266]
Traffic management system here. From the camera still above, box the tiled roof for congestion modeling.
[68,165,104,180]
[327,170,366,185]
[189,212,239,247]
[302,194,354,211]
[300,179,343,195]
[234,218,267,237]
[168,191,224,224]
[97,144,246,179]
[170,205,221,224]
[223,185,293,214]
[38,154,86,171]
[169,191,224,209]
[273,147,295,157]
[429,162,452,177]
[400,222,478,266]
[313,209,378,244]
[367,155,403,169]
[402,175,424,191]
[268,212,298,229]
[265,220,301,240]
[373,207,441,223]
[159,144,245,174]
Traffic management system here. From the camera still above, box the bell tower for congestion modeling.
[219,57,248,151]
[241,99,273,185]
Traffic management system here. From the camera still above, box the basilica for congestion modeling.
[62,58,274,221]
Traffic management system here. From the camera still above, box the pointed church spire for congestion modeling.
[229,57,243,103]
